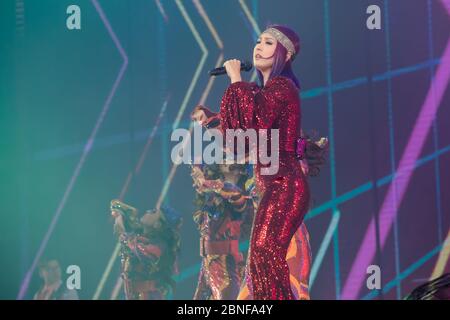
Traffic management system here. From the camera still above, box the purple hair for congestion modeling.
[256,24,301,90]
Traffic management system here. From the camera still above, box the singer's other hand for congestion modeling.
[191,108,208,125]
[223,59,242,84]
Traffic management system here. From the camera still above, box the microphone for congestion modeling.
[208,60,253,76]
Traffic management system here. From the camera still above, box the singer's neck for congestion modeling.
[261,69,271,86]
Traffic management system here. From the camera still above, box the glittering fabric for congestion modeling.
[220,76,310,300]
[120,234,166,300]
[193,254,243,300]
[237,223,312,300]
[192,165,254,300]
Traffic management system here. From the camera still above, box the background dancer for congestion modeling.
[111,200,182,300]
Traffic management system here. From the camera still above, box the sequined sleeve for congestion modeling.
[220,76,296,130]
[121,234,162,262]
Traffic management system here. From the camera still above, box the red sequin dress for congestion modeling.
[220,76,311,300]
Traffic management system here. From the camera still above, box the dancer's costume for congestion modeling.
[285,223,312,300]
[111,200,182,300]
[192,164,254,300]
[220,76,310,300]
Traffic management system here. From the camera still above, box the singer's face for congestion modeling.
[253,33,277,72]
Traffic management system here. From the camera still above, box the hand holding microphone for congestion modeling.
[209,59,253,84]
[223,59,243,83]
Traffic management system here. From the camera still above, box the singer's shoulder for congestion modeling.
[265,76,297,92]
[263,77,299,103]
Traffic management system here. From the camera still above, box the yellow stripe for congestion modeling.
[430,228,450,280]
